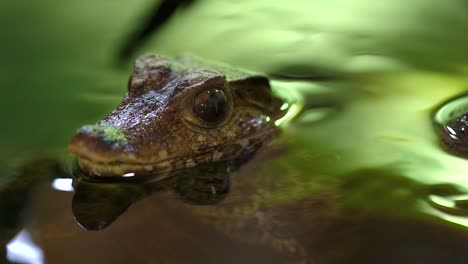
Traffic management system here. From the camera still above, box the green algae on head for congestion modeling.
[78,125,128,146]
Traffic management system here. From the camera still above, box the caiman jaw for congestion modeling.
[75,158,176,177]
[69,123,277,177]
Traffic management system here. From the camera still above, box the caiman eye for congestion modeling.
[193,88,228,123]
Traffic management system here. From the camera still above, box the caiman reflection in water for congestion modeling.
[72,161,231,230]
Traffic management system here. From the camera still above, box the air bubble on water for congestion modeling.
[432,93,468,157]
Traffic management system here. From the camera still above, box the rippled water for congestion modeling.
[1,0,468,263]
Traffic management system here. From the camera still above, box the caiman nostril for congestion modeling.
[68,125,128,162]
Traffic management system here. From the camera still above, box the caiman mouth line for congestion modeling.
[77,156,182,177]
[72,158,176,184]
[74,128,278,177]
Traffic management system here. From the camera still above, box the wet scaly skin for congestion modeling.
[69,54,285,177]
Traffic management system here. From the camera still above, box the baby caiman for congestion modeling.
[69,54,286,177]
[67,54,313,262]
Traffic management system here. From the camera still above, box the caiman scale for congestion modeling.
[69,54,286,177]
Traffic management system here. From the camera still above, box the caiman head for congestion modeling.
[69,54,285,177]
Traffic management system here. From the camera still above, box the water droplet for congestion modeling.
[433,93,468,158]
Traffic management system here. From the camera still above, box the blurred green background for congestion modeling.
[1,0,149,164]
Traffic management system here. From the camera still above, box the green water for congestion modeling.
[1,0,468,263]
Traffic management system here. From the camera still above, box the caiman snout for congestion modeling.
[68,125,130,163]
